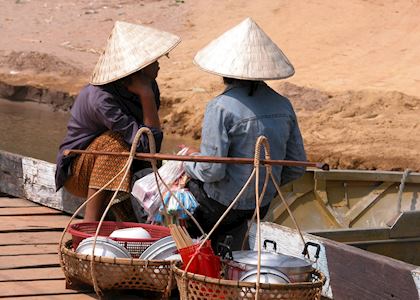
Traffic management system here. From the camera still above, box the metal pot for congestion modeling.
[220,240,320,282]
[239,267,290,284]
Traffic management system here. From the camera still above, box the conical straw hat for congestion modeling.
[194,17,294,80]
[90,21,181,85]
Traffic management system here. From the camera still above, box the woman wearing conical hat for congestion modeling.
[184,18,307,249]
[55,21,180,221]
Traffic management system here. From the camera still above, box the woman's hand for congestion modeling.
[187,147,200,155]
[126,72,155,100]
[127,72,161,130]
[179,144,200,155]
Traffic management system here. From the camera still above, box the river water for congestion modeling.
[0,98,197,163]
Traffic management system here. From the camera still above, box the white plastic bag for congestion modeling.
[131,148,188,221]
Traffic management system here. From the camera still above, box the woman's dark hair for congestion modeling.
[223,77,260,96]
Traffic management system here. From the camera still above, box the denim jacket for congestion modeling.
[184,82,306,210]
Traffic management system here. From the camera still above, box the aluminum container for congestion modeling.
[239,267,291,284]
[139,236,179,260]
[76,236,132,258]
[225,250,313,282]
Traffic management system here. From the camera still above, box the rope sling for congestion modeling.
[59,127,322,299]
[180,136,308,299]
[58,128,204,296]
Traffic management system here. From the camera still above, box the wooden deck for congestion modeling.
[0,196,98,299]
[0,198,419,299]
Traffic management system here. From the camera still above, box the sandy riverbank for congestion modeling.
[0,0,419,171]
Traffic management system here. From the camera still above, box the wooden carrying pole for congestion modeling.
[64,149,329,170]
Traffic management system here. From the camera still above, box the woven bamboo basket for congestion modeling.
[60,240,175,294]
[172,262,325,300]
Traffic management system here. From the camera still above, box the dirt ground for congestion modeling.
[0,0,419,171]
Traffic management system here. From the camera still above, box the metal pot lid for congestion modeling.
[232,250,312,272]
[146,242,177,260]
[139,236,176,260]
[76,236,131,258]
[239,267,291,284]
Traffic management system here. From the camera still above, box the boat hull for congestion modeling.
[265,168,420,265]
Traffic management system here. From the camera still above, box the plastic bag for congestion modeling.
[154,174,199,223]
[131,148,188,221]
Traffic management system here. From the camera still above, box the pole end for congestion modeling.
[315,163,330,171]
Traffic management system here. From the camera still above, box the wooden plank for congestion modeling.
[1,293,154,299]
[0,280,153,299]
[344,182,394,225]
[0,254,59,269]
[0,267,64,281]
[313,168,420,183]
[0,150,24,197]
[15,294,160,300]
[0,244,58,256]
[324,238,418,300]
[0,197,38,207]
[0,206,62,216]
[0,231,62,245]
[0,151,84,216]
[0,215,71,231]
[0,279,87,297]
[20,156,85,215]
[3,294,98,299]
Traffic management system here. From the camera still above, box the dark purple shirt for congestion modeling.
[55,81,162,191]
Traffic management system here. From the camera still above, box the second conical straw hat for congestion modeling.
[194,18,294,80]
[90,21,181,85]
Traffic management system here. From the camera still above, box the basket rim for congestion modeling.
[68,221,170,242]
[61,239,174,266]
[172,262,325,289]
